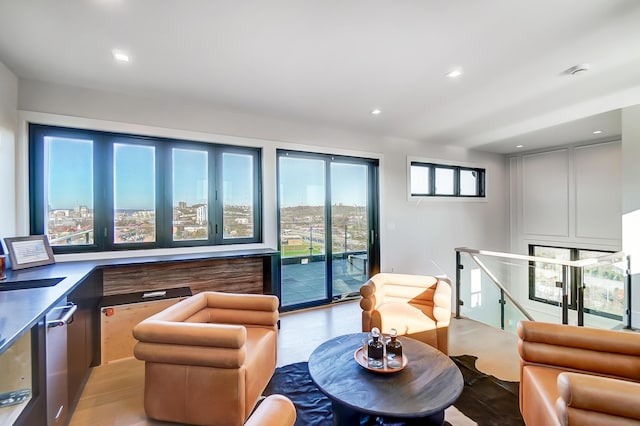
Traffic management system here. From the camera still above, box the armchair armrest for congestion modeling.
[359,281,377,312]
[518,321,640,381]
[245,395,296,426]
[133,320,248,367]
[433,278,452,324]
[556,372,640,424]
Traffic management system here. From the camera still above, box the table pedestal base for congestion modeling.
[332,401,445,426]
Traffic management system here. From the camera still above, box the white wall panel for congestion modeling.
[574,142,621,239]
[0,61,17,240]
[522,150,569,237]
[622,105,640,328]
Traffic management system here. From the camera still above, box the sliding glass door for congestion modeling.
[278,150,379,310]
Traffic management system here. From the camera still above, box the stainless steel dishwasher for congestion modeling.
[45,298,77,426]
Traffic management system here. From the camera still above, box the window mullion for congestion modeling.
[93,137,110,251]
[101,139,116,250]
[155,142,169,248]
[454,167,458,196]
[212,147,222,245]
[429,165,436,195]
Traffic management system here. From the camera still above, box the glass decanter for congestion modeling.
[367,327,384,369]
[385,328,403,369]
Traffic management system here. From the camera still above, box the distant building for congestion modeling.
[195,204,208,224]
[52,209,70,218]
[283,235,303,246]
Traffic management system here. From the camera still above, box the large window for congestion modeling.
[529,245,624,320]
[410,161,485,198]
[29,124,261,253]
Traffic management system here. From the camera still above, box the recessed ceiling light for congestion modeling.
[516,145,524,148]
[371,109,382,115]
[446,68,463,78]
[112,49,130,63]
[592,130,603,134]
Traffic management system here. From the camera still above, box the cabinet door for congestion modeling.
[66,269,103,412]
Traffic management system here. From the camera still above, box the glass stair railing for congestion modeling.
[455,248,631,333]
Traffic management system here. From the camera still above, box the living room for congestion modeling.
[1,1,640,425]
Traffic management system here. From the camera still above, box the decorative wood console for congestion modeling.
[99,248,281,299]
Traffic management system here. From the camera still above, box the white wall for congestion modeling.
[622,105,640,328]
[15,79,509,287]
[512,142,622,250]
[509,140,622,326]
[0,61,17,242]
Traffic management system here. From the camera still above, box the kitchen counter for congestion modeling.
[0,248,279,354]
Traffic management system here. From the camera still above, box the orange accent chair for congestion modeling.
[518,320,640,425]
[245,394,296,426]
[360,273,452,354]
[133,291,280,426]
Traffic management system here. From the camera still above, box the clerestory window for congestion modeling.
[410,161,485,198]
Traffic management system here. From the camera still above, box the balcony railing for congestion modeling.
[455,247,631,333]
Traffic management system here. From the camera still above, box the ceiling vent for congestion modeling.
[563,64,590,76]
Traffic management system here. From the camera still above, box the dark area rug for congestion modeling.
[450,355,524,426]
[263,355,523,426]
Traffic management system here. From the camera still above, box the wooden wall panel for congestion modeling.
[102,258,263,296]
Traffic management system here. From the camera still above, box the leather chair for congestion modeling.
[518,320,640,425]
[360,273,452,354]
[245,395,296,426]
[133,291,280,426]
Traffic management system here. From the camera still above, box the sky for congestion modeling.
[46,137,368,211]
[279,157,368,208]
[46,137,93,209]
[46,138,253,210]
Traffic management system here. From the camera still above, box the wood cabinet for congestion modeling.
[66,270,103,414]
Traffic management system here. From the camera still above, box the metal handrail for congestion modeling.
[455,246,626,268]
[49,229,93,244]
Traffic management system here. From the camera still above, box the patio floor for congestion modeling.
[281,256,368,306]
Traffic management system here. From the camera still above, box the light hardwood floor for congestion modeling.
[69,301,520,426]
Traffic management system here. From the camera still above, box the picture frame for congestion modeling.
[4,235,56,270]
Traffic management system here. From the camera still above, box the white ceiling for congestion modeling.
[1,0,639,154]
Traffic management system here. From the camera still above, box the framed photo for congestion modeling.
[4,235,56,270]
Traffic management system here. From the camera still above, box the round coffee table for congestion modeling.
[308,332,463,425]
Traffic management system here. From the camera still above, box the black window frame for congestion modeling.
[29,124,262,254]
[528,244,622,321]
[410,161,485,198]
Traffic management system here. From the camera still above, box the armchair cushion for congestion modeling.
[376,302,437,334]
[360,273,451,354]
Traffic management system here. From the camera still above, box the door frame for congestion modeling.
[276,149,380,312]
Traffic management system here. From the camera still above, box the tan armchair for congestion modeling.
[245,395,296,426]
[133,291,279,426]
[359,273,452,354]
[518,320,640,425]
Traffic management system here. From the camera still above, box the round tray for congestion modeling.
[354,347,408,373]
